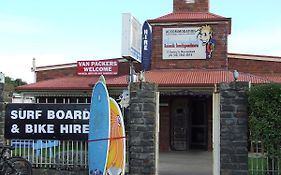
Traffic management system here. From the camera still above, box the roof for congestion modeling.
[147,12,231,34]
[16,76,100,91]
[228,53,281,62]
[259,74,281,83]
[148,12,229,22]
[16,69,272,92]
[108,69,270,87]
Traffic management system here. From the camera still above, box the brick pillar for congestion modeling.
[0,82,4,144]
[128,82,158,175]
[220,82,249,175]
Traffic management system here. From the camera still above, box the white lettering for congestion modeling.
[60,124,89,134]
[25,124,54,133]
[60,124,69,133]
[47,110,89,120]
[83,111,90,120]
[56,110,65,119]
[10,110,18,119]
[10,110,42,120]
[25,124,33,133]
[64,110,73,119]
[47,110,55,119]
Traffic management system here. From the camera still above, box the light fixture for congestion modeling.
[233,70,239,82]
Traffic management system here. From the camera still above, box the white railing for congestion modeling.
[249,140,281,174]
[8,139,88,170]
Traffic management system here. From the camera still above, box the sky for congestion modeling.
[0,0,280,83]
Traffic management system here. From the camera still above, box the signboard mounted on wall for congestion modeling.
[162,25,215,60]
[121,13,142,63]
[76,60,119,76]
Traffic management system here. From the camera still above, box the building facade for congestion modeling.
[16,0,281,152]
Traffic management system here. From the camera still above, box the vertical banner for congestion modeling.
[141,21,152,71]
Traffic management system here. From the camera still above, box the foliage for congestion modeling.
[3,76,27,102]
[248,84,281,157]
[5,76,27,87]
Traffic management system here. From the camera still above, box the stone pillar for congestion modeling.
[220,82,249,175]
[128,82,158,175]
[0,81,4,144]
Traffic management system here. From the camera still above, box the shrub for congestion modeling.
[248,84,281,157]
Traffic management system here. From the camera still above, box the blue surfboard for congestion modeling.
[88,81,110,175]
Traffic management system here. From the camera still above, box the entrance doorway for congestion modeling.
[171,97,208,151]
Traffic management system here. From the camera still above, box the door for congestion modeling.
[190,99,208,149]
[171,98,189,151]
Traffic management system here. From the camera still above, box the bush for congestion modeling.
[248,84,281,157]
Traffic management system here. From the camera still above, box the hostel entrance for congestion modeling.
[171,96,209,151]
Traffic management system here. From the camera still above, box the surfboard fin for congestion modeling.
[107,167,122,175]
[99,75,106,85]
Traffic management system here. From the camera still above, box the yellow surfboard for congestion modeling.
[106,97,126,175]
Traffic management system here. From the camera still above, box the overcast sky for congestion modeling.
[0,0,280,83]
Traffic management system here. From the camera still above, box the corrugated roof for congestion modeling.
[16,70,272,92]
[16,76,99,91]
[259,74,281,83]
[108,69,270,87]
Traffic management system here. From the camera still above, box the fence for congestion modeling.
[249,140,281,175]
[7,139,88,170]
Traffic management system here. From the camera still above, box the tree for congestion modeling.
[3,76,27,102]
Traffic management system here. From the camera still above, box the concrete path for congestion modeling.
[159,151,213,175]
[32,151,213,174]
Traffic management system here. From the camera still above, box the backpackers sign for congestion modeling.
[77,60,118,76]
[5,103,90,140]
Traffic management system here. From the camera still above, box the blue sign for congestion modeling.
[141,21,152,71]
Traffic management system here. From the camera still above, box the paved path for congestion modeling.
[159,151,213,175]
[33,151,212,175]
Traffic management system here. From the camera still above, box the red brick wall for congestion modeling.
[151,23,228,70]
[36,61,141,82]
[36,67,76,81]
[229,58,281,74]
[173,0,209,12]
